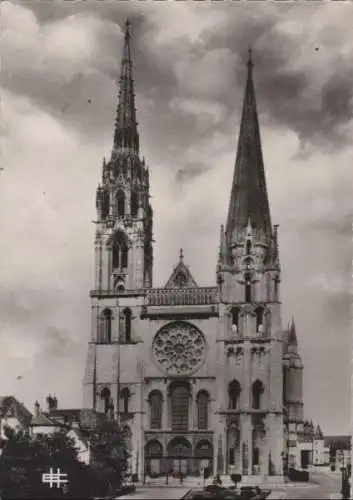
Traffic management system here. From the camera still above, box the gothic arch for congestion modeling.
[112,231,129,270]
[252,379,264,410]
[231,307,240,332]
[254,306,264,333]
[131,190,139,217]
[120,308,132,344]
[101,387,111,415]
[168,380,191,432]
[120,387,130,413]
[228,379,241,409]
[167,436,192,457]
[98,308,113,343]
[116,189,125,217]
[196,390,210,430]
[148,390,163,430]
[145,440,163,478]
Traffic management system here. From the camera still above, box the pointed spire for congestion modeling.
[113,19,139,155]
[179,248,184,262]
[288,316,298,345]
[226,49,272,247]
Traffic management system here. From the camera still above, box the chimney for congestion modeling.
[52,395,58,410]
[34,400,40,418]
[46,394,55,413]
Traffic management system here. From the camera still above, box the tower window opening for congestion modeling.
[246,239,251,256]
[252,380,264,410]
[228,379,241,410]
[255,307,264,333]
[131,191,139,217]
[112,233,128,270]
[122,308,132,344]
[116,189,125,217]
[245,272,252,302]
[231,307,240,333]
[101,388,111,415]
[120,387,130,414]
[99,308,113,343]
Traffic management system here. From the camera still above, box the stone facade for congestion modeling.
[83,22,304,482]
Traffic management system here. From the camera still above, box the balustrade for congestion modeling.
[146,287,219,306]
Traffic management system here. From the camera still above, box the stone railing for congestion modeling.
[145,287,219,306]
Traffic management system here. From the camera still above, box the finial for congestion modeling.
[179,248,184,262]
[125,18,131,38]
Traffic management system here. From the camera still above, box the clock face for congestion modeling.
[152,321,207,376]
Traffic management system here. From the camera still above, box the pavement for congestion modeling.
[116,487,190,499]
[267,469,343,499]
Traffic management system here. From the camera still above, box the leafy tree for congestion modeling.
[89,420,130,495]
[0,427,89,499]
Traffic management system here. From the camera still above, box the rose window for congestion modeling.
[152,322,207,375]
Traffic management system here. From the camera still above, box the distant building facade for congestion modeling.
[83,21,305,481]
[29,395,104,465]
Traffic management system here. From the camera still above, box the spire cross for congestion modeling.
[179,248,184,262]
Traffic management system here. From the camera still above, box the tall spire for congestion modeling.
[113,19,139,154]
[226,49,272,245]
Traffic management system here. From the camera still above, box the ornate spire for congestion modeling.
[226,49,272,246]
[113,19,139,154]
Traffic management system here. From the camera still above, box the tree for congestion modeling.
[0,427,89,499]
[89,420,129,495]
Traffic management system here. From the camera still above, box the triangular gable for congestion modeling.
[164,249,198,288]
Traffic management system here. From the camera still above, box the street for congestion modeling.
[282,470,342,499]
[116,486,190,499]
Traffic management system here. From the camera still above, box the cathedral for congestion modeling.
[83,21,304,482]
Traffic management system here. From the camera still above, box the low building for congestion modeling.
[324,435,351,470]
[29,395,105,465]
[0,396,32,456]
[288,420,329,469]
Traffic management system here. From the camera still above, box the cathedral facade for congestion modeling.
[83,21,304,481]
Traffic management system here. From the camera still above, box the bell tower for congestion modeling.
[217,50,285,478]
[95,20,153,292]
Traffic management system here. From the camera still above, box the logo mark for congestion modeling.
[41,468,68,489]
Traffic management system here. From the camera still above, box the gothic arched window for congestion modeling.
[116,189,125,217]
[170,382,190,432]
[99,309,113,343]
[246,239,251,256]
[131,191,139,217]
[101,388,111,415]
[255,307,264,333]
[120,387,130,414]
[112,232,128,270]
[228,380,241,409]
[252,380,264,410]
[149,390,163,430]
[122,308,132,344]
[196,390,209,430]
[274,277,279,301]
[231,307,240,332]
[245,272,252,303]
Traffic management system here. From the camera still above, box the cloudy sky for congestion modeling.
[1,1,352,435]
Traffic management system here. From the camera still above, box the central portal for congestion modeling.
[167,437,192,476]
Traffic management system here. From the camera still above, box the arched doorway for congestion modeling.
[145,440,163,477]
[167,437,192,477]
[195,440,213,477]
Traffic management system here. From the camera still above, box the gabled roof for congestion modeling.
[49,408,104,429]
[164,249,198,289]
[30,412,65,428]
[0,396,32,426]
